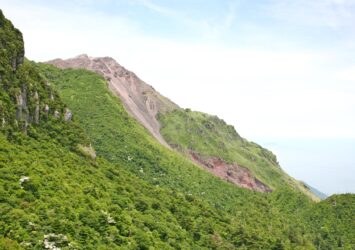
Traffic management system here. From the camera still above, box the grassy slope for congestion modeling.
[0,16,290,247]
[36,62,355,250]
[37,65,273,211]
[38,64,324,248]
[1,9,353,249]
[1,11,244,249]
[158,109,317,199]
[38,64,355,249]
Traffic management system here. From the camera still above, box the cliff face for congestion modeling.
[0,9,25,130]
[0,10,68,131]
[0,10,87,151]
[46,55,178,146]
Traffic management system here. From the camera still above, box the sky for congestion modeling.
[1,0,354,195]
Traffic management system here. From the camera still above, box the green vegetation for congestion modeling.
[158,109,316,198]
[0,131,268,249]
[0,9,354,249]
[306,194,355,249]
[37,63,355,249]
[37,64,321,248]
[37,64,268,212]
[0,10,88,151]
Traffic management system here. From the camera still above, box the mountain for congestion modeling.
[36,62,322,249]
[47,55,178,147]
[1,10,283,249]
[1,9,354,249]
[46,55,316,199]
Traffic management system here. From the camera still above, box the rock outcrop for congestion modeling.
[0,10,73,133]
[46,54,179,147]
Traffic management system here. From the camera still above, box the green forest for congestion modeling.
[0,9,354,249]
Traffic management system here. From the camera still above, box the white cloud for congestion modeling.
[336,66,355,82]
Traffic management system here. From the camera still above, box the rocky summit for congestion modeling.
[47,55,178,147]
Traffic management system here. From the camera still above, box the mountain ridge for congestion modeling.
[45,54,317,198]
[46,54,178,147]
[1,9,354,249]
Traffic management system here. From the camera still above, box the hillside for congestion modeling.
[306,194,355,248]
[0,10,303,249]
[37,62,355,249]
[158,109,316,197]
[1,9,354,249]
[44,55,315,199]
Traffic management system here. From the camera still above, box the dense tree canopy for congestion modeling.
[0,9,354,249]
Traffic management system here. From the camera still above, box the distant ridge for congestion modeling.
[303,182,328,200]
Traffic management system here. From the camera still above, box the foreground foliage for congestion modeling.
[0,9,354,249]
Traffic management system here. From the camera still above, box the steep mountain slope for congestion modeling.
[46,55,178,147]
[44,55,317,200]
[0,10,308,249]
[46,55,315,198]
[37,64,281,210]
[1,9,354,250]
[158,109,316,198]
[37,62,355,249]
[37,63,325,248]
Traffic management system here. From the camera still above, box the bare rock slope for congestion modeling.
[47,54,178,146]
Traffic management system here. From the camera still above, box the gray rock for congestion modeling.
[54,110,60,119]
[34,91,40,124]
[64,108,72,122]
[44,104,50,113]
[15,87,29,127]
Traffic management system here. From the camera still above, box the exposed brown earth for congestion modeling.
[46,54,178,147]
[190,151,272,192]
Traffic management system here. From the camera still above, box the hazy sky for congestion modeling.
[2,0,354,194]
